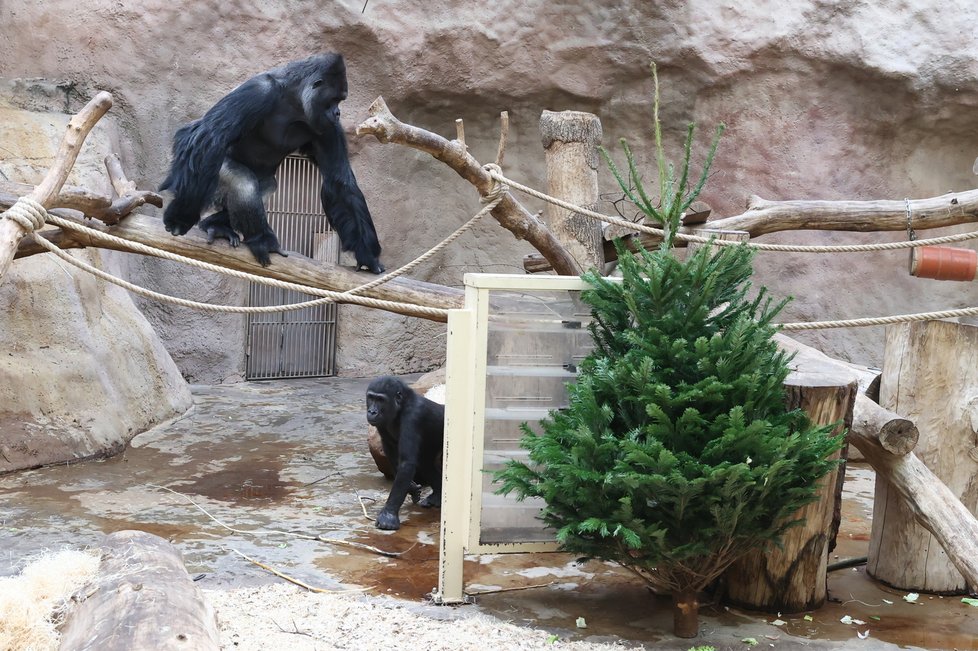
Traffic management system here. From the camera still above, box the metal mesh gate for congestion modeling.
[245,155,339,380]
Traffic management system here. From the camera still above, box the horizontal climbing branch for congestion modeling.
[708,191,978,236]
[601,190,978,255]
[355,96,581,276]
[526,188,978,272]
[17,211,463,321]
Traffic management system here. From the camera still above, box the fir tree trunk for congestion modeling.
[671,589,700,638]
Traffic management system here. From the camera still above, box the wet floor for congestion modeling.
[1,378,976,650]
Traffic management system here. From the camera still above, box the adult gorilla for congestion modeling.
[160,53,384,271]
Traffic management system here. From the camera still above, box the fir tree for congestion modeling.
[493,64,843,638]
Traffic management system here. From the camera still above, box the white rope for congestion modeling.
[486,168,978,253]
[22,162,507,315]
[779,306,978,330]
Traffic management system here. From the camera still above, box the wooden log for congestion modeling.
[556,187,978,270]
[0,92,112,284]
[868,320,978,593]
[58,530,220,651]
[858,437,978,593]
[708,191,978,237]
[723,368,856,612]
[539,110,604,271]
[16,211,464,322]
[852,394,917,456]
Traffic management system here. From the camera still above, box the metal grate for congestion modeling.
[245,155,339,380]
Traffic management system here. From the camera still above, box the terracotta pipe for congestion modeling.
[909,246,978,281]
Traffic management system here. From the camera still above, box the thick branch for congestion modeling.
[0,91,113,283]
[59,530,221,651]
[356,96,581,276]
[701,191,978,237]
[544,189,978,272]
[17,211,463,321]
[1,174,162,226]
[852,394,918,456]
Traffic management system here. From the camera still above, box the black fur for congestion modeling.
[160,53,384,271]
[365,376,444,531]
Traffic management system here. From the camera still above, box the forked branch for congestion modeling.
[356,96,581,276]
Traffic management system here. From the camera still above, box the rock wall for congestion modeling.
[0,91,192,473]
[2,1,978,379]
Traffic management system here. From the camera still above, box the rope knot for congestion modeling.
[3,196,48,232]
[481,163,507,205]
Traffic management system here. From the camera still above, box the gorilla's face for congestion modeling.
[302,59,348,134]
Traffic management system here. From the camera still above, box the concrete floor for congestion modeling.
[1,377,976,650]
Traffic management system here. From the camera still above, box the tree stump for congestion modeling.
[58,530,221,651]
[539,110,603,271]
[868,320,978,593]
[723,369,856,612]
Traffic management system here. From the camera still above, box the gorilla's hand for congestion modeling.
[376,509,401,531]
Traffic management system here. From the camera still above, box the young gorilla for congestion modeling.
[159,53,384,272]
[365,376,444,531]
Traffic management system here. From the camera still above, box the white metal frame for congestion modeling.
[434,273,594,604]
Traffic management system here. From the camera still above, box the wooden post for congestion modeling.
[723,366,856,612]
[0,92,112,284]
[539,110,604,271]
[868,320,978,593]
[58,530,221,651]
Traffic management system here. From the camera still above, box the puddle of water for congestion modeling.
[175,456,296,503]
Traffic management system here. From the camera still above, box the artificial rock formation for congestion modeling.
[0,96,191,473]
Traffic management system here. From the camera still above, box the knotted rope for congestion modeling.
[3,196,48,232]
[9,162,978,329]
